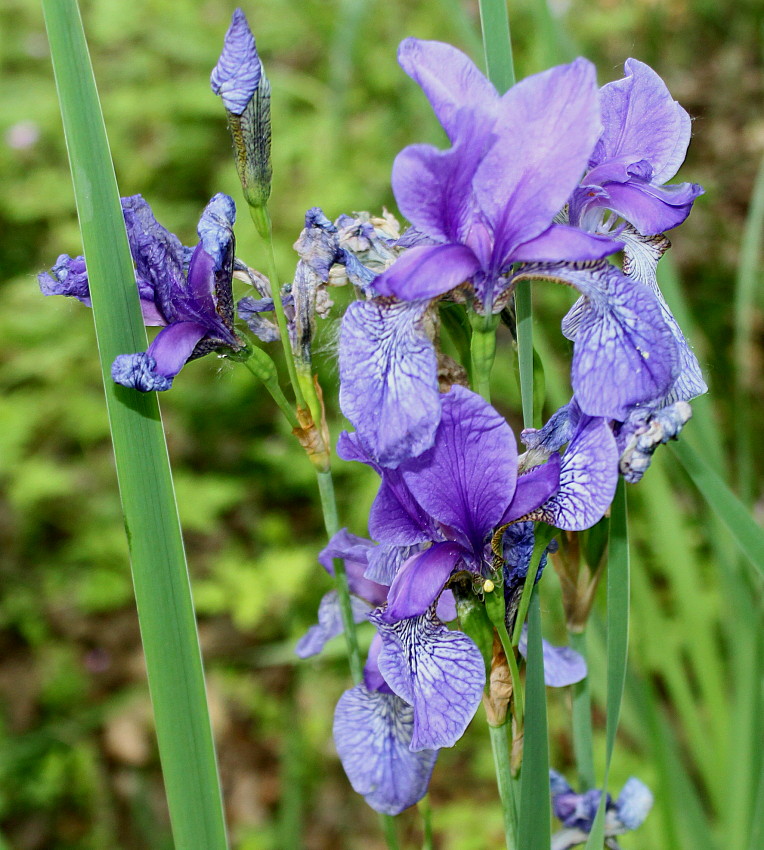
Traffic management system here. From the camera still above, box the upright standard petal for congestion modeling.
[210,8,261,114]
[402,386,517,554]
[597,59,691,185]
[371,610,485,751]
[474,59,602,263]
[396,38,499,144]
[390,121,491,246]
[333,684,438,815]
[339,299,439,467]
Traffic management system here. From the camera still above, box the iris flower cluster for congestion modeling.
[39,8,704,833]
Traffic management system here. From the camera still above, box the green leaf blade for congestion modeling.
[42,2,228,847]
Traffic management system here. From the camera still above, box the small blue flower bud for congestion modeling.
[211,9,272,211]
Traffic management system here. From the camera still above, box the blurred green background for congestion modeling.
[0,0,762,847]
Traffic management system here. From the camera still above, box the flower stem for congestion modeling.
[489,722,519,849]
[469,310,500,402]
[315,469,363,684]
[235,345,300,430]
[249,205,307,412]
[568,629,596,790]
[418,795,434,850]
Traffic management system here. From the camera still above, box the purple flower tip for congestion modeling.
[211,8,261,114]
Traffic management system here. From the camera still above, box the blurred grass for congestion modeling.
[0,0,762,847]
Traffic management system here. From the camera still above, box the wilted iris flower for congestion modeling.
[550,770,654,849]
[40,194,242,391]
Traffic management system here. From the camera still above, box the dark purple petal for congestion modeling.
[396,38,498,144]
[500,454,561,524]
[210,8,261,114]
[318,529,388,606]
[333,684,438,814]
[402,386,517,553]
[369,469,436,547]
[111,321,208,392]
[474,59,601,262]
[384,543,464,621]
[518,627,587,686]
[148,320,210,375]
[592,179,703,235]
[373,243,480,301]
[121,195,186,319]
[512,225,622,264]
[532,417,618,531]
[339,299,440,468]
[371,610,485,750]
[295,591,372,658]
[597,59,692,184]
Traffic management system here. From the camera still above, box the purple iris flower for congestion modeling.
[298,523,587,815]
[372,39,622,309]
[550,769,654,850]
[39,194,242,391]
[570,59,703,237]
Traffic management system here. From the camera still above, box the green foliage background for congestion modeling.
[0,0,762,847]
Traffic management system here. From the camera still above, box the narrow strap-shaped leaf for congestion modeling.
[478,0,516,92]
[671,440,764,579]
[41,3,228,847]
[518,590,551,850]
[584,478,629,849]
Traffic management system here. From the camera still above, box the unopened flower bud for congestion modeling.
[211,9,272,211]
